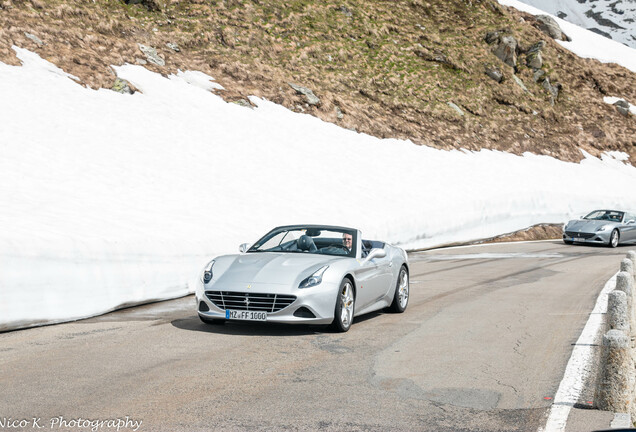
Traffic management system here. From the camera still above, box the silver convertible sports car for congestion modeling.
[195,225,410,332]
[563,210,636,247]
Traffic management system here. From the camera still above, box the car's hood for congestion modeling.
[216,252,340,285]
[566,219,617,232]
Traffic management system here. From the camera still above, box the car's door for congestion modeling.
[354,249,394,310]
[621,213,636,242]
[353,260,384,311]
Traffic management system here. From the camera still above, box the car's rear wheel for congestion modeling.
[331,278,354,332]
[199,315,225,325]
[609,229,620,248]
[389,266,409,313]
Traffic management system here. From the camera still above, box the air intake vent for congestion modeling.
[293,307,316,318]
[205,291,296,312]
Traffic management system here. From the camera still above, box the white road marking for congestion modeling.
[422,252,564,260]
[407,239,556,253]
[538,272,617,432]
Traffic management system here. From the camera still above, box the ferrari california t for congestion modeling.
[563,209,636,247]
[195,225,409,332]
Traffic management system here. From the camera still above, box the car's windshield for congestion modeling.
[249,226,356,257]
[583,210,624,222]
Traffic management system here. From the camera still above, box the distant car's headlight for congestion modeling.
[299,265,329,289]
[596,225,612,232]
[201,260,215,284]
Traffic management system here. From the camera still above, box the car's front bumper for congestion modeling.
[563,230,611,244]
[195,281,338,325]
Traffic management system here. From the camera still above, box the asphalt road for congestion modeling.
[0,241,630,432]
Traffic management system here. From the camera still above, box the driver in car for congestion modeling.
[342,233,353,252]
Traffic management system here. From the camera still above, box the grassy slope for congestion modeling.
[0,0,634,163]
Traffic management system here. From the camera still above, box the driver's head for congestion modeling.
[342,233,353,250]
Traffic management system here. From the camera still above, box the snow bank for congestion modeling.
[2,46,636,331]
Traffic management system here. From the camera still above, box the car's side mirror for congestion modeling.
[361,248,386,264]
[239,243,250,253]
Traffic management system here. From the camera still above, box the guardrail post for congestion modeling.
[621,258,634,278]
[608,290,630,333]
[627,251,636,273]
[616,272,635,334]
[594,329,632,412]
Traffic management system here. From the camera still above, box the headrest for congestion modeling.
[297,235,315,251]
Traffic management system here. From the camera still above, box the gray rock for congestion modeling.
[485,66,503,83]
[135,58,148,65]
[137,44,165,66]
[614,99,631,116]
[111,78,133,94]
[535,15,571,41]
[542,78,561,105]
[24,32,43,46]
[492,35,518,68]
[513,75,529,93]
[289,83,321,106]
[335,106,344,120]
[123,0,161,11]
[484,31,500,45]
[447,102,464,116]
[627,251,636,269]
[232,99,253,109]
[533,69,546,82]
[526,50,543,69]
[339,5,352,17]
[166,42,180,52]
[526,41,545,69]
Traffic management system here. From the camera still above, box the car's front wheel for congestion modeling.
[331,278,355,332]
[609,229,620,248]
[563,239,573,245]
[389,266,409,313]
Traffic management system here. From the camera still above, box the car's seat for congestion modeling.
[297,235,318,252]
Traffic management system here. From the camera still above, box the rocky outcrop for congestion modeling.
[24,32,43,46]
[111,78,133,94]
[166,42,180,52]
[485,66,503,83]
[122,0,162,12]
[137,44,165,66]
[485,31,518,68]
[289,83,320,106]
[525,41,545,70]
[614,99,632,117]
[542,78,562,105]
[534,15,571,42]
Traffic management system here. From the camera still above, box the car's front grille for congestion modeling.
[565,231,595,239]
[205,291,296,312]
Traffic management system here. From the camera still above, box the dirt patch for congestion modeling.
[481,223,563,243]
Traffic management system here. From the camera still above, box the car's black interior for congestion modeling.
[259,236,386,257]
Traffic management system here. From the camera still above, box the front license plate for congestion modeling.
[572,237,584,242]
[225,310,267,321]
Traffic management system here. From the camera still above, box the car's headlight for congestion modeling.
[596,225,612,232]
[299,265,329,289]
[201,260,215,284]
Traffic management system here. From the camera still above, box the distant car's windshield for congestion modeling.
[583,210,624,222]
[249,226,356,257]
